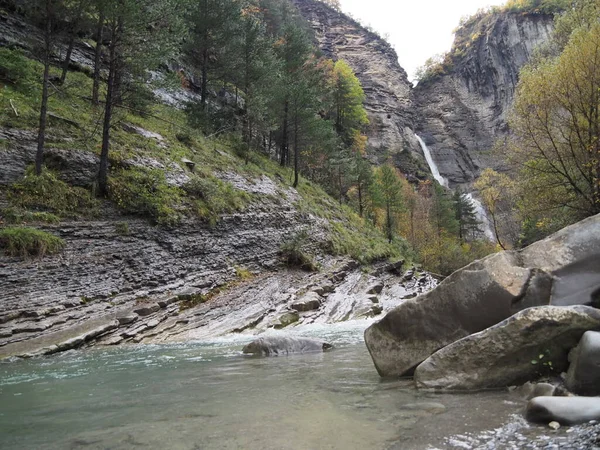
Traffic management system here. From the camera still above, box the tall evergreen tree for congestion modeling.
[97,0,185,195]
[453,189,482,241]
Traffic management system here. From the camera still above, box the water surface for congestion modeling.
[1,321,525,449]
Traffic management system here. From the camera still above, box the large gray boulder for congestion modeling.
[414,306,600,390]
[526,396,600,425]
[364,252,553,377]
[365,214,600,378]
[242,336,333,356]
[566,331,600,395]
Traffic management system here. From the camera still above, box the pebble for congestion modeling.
[445,416,600,449]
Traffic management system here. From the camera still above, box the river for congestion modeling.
[0,320,535,450]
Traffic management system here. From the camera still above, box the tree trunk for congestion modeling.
[35,2,52,176]
[98,21,118,197]
[386,202,393,243]
[490,211,506,250]
[60,34,76,84]
[357,177,363,217]
[280,101,288,167]
[201,48,208,109]
[245,120,252,165]
[92,9,104,106]
[293,116,299,188]
[338,167,343,205]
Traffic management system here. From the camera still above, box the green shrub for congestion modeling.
[108,167,183,227]
[183,173,250,225]
[234,265,253,280]
[279,231,319,272]
[115,221,130,235]
[0,207,60,224]
[0,227,65,257]
[0,48,37,92]
[8,167,98,217]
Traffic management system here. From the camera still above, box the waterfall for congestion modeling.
[415,134,495,241]
[415,135,449,188]
[464,193,496,241]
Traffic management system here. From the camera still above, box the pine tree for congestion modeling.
[374,164,404,243]
[97,0,186,196]
[453,189,482,241]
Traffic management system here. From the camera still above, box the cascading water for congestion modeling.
[415,134,495,241]
[415,134,449,188]
[464,192,496,241]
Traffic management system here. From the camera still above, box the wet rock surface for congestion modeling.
[364,251,553,377]
[526,397,600,426]
[365,214,600,378]
[242,336,333,356]
[414,306,600,390]
[442,416,600,450]
[566,331,600,395]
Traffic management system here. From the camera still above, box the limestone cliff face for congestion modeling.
[414,11,555,185]
[291,0,424,171]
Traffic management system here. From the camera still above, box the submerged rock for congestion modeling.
[526,396,600,425]
[414,306,600,390]
[242,336,333,356]
[566,331,600,396]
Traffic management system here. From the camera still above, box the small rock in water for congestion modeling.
[242,336,333,357]
[549,421,561,430]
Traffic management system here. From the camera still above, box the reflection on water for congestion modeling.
[0,321,523,450]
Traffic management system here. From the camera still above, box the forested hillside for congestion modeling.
[0,0,499,276]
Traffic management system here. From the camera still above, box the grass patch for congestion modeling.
[0,207,60,225]
[234,265,253,280]
[0,226,65,257]
[279,231,319,272]
[108,167,183,227]
[295,180,407,265]
[8,167,98,218]
[115,221,130,235]
[183,171,251,225]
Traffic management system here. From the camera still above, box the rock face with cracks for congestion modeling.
[414,305,600,390]
[291,0,425,174]
[414,11,555,186]
[364,213,600,378]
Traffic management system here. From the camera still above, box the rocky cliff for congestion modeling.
[414,11,555,186]
[291,0,425,174]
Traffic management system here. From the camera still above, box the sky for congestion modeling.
[338,0,507,81]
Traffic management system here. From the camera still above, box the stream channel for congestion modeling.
[0,320,558,450]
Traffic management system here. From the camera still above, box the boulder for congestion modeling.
[365,214,600,378]
[116,314,138,325]
[133,304,161,317]
[566,331,600,395]
[272,311,300,329]
[526,396,600,425]
[290,292,322,312]
[414,306,600,390]
[513,382,557,400]
[242,336,333,356]
[364,252,553,377]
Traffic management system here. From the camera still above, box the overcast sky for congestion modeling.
[338,0,506,81]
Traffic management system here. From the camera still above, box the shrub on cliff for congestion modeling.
[8,167,98,218]
[0,227,65,257]
[108,168,183,227]
[279,231,319,272]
